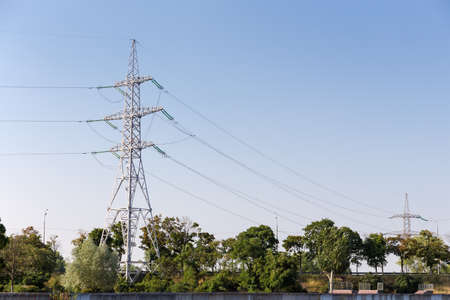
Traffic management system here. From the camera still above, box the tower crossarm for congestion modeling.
[389,214,405,219]
[389,213,427,220]
[103,106,163,121]
[109,141,155,153]
[114,75,154,87]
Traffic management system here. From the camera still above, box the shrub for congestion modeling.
[393,275,420,293]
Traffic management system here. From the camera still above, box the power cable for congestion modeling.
[164,90,395,215]
[157,112,390,223]
[0,85,96,89]
[144,90,162,139]
[91,153,116,170]
[166,149,389,232]
[86,122,118,144]
[0,119,85,123]
[95,88,122,104]
[155,136,193,146]
[162,154,308,227]
[149,172,260,225]
[0,152,90,156]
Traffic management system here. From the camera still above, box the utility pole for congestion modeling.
[100,39,162,282]
[43,209,48,244]
[390,193,427,238]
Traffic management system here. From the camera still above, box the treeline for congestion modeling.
[0,216,449,293]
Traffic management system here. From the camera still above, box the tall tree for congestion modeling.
[303,219,360,293]
[283,235,304,273]
[0,219,7,269]
[387,235,415,273]
[363,233,387,273]
[63,238,119,292]
[230,225,277,292]
[0,234,27,292]
[413,230,450,274]
[0,227,63,292]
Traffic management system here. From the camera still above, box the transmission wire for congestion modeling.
[149,172,260,225]
[164,90,395,215]
[157,113,390,222]
[162,154,308,227]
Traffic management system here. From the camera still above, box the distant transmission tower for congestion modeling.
[390,192,427,238]
[100,39,162,282]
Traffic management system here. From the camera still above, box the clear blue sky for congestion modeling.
[1,1,449,270]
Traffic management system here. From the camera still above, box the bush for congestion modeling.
[393,275,420,293]
[14,284,41,292]
[134,274,171,292]
[196,271,239,292]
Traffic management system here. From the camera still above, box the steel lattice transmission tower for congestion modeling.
[100,39,162,282]
[390,192,427,238]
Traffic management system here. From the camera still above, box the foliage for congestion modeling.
[0,219,7,268]
[387,235,415,273]
[2,215,450,294]
[283,235,304,273]
[88,224,124,256]
[413,230,450,274]
[196,271,239,292]
[63,238,119,292]
[231,225,278,292]
[258,251,303,292]
[303,219,360,292]
[363,233,387,273]
[133,274,172,292]
[393,274,420,293]
[0,227,64,292]
[231,225,278,265]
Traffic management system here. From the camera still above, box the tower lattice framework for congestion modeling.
[390,192,427,238]
[100,39,160,282]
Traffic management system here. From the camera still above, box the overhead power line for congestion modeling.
[0,85,96,89]
[156,112,390,225]
[0,119,86,123]
[0,152,91,156]
[164,139,389,232]
[149,172,260,226]
[163,90,395,216]
[158,152,308,227]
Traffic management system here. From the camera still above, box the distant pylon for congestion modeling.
[390,192,427,238]
[100,39,162,282]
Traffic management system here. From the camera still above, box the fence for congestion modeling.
[0,293,51,300]
[76,293,450,300]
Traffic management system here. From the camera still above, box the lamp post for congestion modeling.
[43,209,48,244]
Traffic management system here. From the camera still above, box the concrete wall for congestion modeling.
[0,293,50,300]
[76,293,450,300]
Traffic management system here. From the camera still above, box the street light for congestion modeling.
[43,209,48,244]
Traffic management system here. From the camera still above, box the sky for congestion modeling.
[1,1,450,271]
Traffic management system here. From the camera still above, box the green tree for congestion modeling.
[258,251,302,292]
[0,219,8,270]
[63,238,119,292]
[283,235,304,273]
[363,233,387,273]
[413,230,449,274]
[303,219,360,293]
[231,225,278,266]
[231,225,277,292]
[387,235,415,273]
[140,215,221,291]
[341,227,363,272]
[0,227,63,292]
[0,234,28,292]
[88,224,124,256]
